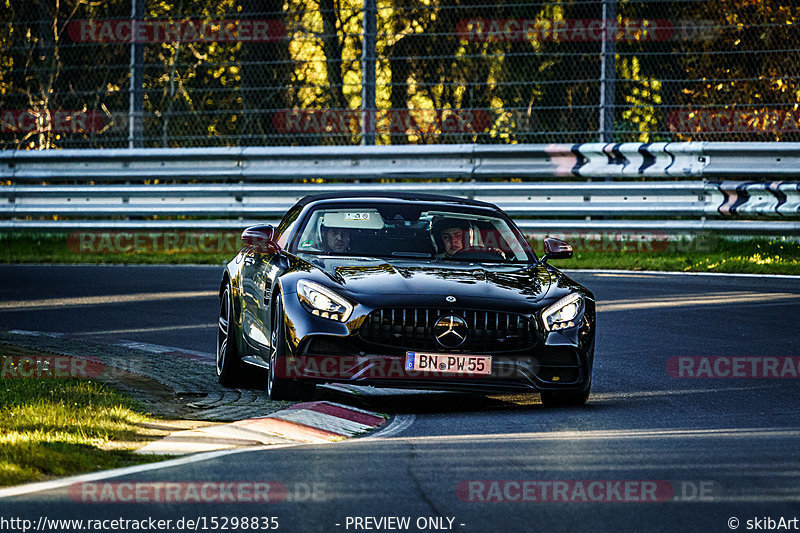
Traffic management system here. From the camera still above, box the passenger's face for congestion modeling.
[325,228,350,252]
[440,227,464,256]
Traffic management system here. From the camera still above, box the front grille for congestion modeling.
[360,307,536,353]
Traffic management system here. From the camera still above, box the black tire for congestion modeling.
[216,285,244,386]
[267,298,305,401]
[540,387,590,407]
[301,382,317,401]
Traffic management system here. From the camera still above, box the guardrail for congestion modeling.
[1,143,800,234]
[2,180,799,234]
[1,143,707,182]
[3,142,800,181]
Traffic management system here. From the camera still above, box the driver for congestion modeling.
[321,224,351,253]
[431,217,470,258]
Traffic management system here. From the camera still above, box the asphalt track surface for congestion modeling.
[2,264,800,533]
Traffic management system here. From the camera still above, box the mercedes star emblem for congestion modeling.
[433,315,468,348]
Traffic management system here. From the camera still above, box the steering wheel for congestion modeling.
[451,248,507,261]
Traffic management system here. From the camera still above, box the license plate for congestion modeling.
[405,352,492,376]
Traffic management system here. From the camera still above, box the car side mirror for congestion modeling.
[542,237,573,264]
[241,225,279,254]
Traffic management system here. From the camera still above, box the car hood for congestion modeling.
[288,255,555,308]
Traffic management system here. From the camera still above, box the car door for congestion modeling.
[241,247,273,351]
[242,206,304,356]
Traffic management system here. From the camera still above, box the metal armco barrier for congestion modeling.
[1,143,799,233]
[2,142,799,181]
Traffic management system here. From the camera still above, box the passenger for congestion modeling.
[321,225,351,253]
[431,217,470,258]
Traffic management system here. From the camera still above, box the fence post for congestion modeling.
[361,0,377,146]
[599,0,617,144]
[128,0,145,148]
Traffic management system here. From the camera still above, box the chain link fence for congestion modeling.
[1,0,798,149]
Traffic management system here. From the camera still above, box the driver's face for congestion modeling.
[325,228,351,253]
[440,227,464,256]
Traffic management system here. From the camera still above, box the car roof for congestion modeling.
[296,192,499,210]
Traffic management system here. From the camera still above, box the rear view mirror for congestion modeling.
[542,237,573,263]
[241,225,279,254]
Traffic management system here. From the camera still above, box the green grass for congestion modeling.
[2,232,800,274]
[0,232,231,264]
[546,237,800,275]
[0,375,166,487]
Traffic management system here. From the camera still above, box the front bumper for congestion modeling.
[278,293,595,394]
[274,348,593,394]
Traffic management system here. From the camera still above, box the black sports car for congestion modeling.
[216,193,595,406]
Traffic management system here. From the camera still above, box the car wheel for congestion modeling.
[540,387,590,407]
[217,284,244,386]
[267,298,304,401]
[301,382,317,401]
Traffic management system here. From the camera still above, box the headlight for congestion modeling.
[297,280,353,322]
[542,293,583,331]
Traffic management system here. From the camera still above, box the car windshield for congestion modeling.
[292,203,533,263]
